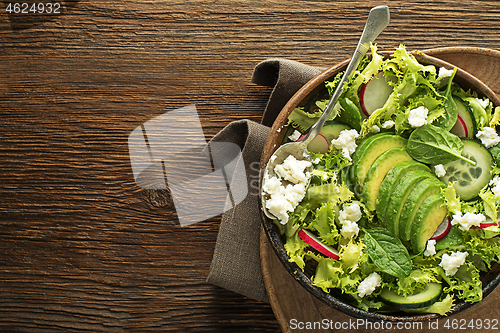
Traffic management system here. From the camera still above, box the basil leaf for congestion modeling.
[407,124,475,165]
[363,227,412,278]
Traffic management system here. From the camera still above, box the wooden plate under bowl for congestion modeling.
[260,47,500,332]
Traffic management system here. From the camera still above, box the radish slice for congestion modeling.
[431,217,451,241]
[297,133,329,154]
[450,114,468,138]
[359,72,396,117]
[471,219,499,229]
[298,229,340,260]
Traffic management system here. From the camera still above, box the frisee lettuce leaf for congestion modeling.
[305,203,340,246]
[465,232,500,269]
[479,185,498,221]
[305,181,354,208]
[439,261,482,303]
[339,238,364,273]
[360,45,441,137]
[311,257,343,292]
[284,228,309,269]
[395,268,441,297]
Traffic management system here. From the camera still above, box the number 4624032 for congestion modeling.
[5,3,61,14]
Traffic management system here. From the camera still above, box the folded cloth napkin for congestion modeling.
[206,59,324,302]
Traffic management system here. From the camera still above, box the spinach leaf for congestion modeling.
[338,97,362,131]
[433,68,458,131]
[407,124,475,165]
[363,227,412,278]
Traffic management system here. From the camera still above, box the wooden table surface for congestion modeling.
[2,1,500,331]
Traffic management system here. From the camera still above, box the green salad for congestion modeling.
[272,44,500,315]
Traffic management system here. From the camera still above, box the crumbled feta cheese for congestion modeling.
[330,129,359,161]
[371,125,380,133]
[263,155,312,224]
[341,221,360,239]
[312,157,321,164]
[408,106,429,128]
[339,203,362,224]
[263,178,308,225]
[439,251,468,276]
[451,212,486,231]
[434,164,446,178]
[478,97,490,109]
[358,272,382,298]
[424,239,437,257]
[490,175,500,197]
[382,120,395,129]
[339,203,362,239]
[288,129,301,141]
[262,174,282,195]
[274,155,312,184]
[476,127,500,148]
[277,127,282,133]
[438,67,454,78]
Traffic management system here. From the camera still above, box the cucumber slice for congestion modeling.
[451,95,476,138]
[463,96,489,129]
[319,120,352,143]
[300,120,352,143]
[379,282,442,309]
[438,138,493,201]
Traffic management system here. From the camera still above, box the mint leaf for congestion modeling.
[363,227,412,278]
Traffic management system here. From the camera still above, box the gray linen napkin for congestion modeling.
[206,59,324,302]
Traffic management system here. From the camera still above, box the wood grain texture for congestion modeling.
[2,0,500,331]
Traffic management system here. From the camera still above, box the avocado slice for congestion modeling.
[362,147,413,212]
[383,169,434,236]
[399,177,446,242]
[410,193,448,253]
[351,133,407,195]
[376,160,430,222]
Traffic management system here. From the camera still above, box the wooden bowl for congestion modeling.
[259,50,500,322]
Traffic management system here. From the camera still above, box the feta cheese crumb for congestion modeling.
[341,221,360,239]
[358,272,382,298]
[408,106,429,128]
[451,212,486,231]
[434,164,446,178]
[339,203,362,224]
[274,155,312,184]
[438,67,454,78]
[476,127,500,148]
[339,203,361,239]
[382,120,395,129]
[424,239,437,257]
[439,251,468,276]
[312,157,321,164]
[263,155,312,224]
[490,175,500,197]
[371,125,380,133]
[330,129,359,161]
[477,97,490,109]
[288,129,301,142]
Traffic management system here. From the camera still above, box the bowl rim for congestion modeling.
[259,49,500,322]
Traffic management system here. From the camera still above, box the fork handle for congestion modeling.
[303,6,390,145]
